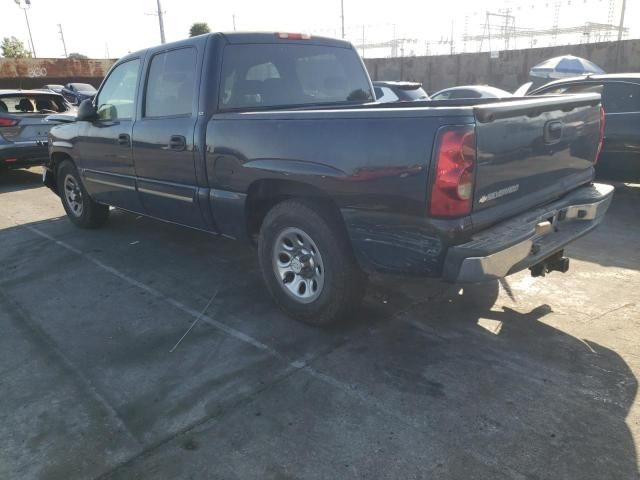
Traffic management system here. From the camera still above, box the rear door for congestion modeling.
[472,94,601,218]
[132,46,205,228]
[599,82,640,174]
[77,58,143,211]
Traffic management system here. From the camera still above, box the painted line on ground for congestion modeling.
[22,223,432,432]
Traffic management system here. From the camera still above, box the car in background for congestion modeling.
[42,84,64,94]
[0,90,72,171]
[529,74,640,182]
[61,83,97,105]
[373,81,429,103]
[430,85,512,100]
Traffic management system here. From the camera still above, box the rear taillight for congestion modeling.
[0,118,18,127]
[595,106,605,164]
[429,125,476,218]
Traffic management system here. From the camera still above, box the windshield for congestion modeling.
[0,94,70,114]
[219,43,373,110]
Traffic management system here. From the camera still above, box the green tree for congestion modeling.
[1,36,31,58]
[189,22,211,37]
[68,52,89,60]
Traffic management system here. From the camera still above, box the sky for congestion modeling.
[1,0,638,59]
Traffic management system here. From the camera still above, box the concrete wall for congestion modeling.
[3,39,639,94]
[364,39,640,93]
[0,58,116,90]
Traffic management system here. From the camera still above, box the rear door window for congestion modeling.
[602,83,640,113]
[145,47,197,117]
[219,44,373,110]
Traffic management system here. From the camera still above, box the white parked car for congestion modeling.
[430,85,512,100]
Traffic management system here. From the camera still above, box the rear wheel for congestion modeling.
[56,160,109,229]
[258,199,365,326]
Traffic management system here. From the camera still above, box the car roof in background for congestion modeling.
[531,73,640,93]
[433,85,512,96]
[68,83,96,89]
[373,81,423,90]
[0,89,64,97]
[116,31,354,65]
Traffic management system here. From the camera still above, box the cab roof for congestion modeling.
[118,31,354,64]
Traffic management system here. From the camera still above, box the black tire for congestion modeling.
[56,160,109,229]
[258,199,366,326]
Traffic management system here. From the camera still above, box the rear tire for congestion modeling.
[258,199,366,326]
[56,160,109,229]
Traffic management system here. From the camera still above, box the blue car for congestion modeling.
[61,83,97,105]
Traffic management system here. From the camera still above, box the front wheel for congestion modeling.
[56,160,109,229]
[258,199,366,326]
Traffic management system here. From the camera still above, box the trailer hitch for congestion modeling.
[530,250,570,278]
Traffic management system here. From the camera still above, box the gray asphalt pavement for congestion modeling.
[1,168,638,480]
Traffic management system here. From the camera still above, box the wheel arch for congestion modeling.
[244,178,346,243]
[45,151,75,195]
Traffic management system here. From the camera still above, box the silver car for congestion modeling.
[0,90,73,171]
[430,85,512,101]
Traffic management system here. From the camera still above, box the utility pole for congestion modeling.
[617,0,626,41]
[57,24,68,57]
[392,24,397,57]
[232,14,236,31]
[14,0,36,58]
[156,0,166,44]
[361,25,365,57]
[450,20,454,55]
[340,0,345,39]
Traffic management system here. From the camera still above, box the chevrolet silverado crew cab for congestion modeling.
[44,32,613,326]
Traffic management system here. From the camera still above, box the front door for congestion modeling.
[77,58,143,211]
[132,47,205,229]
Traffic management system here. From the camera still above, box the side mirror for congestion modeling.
[77,98,97,121]
[374,87,384,100]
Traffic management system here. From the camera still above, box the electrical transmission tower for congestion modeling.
[478,11,515,52]
[605,0,616,41]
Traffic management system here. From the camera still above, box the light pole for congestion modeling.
[156,0,166,44]
[14,0,36,58]
[340,0,345,39]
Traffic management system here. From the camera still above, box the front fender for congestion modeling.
[45,122,80,194]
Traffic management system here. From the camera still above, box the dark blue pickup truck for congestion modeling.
[44,32,613,325]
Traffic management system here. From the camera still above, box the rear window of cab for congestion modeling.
[219,44,373,110]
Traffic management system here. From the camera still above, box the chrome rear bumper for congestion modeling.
[443,183,614,283]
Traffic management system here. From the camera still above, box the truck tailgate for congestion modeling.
[472,93,601,217]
